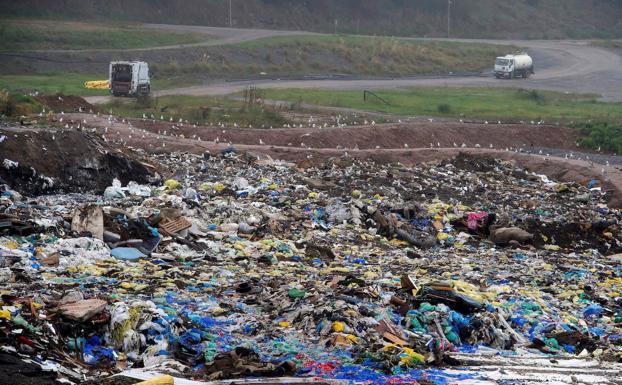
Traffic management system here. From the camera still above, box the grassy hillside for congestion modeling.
[1,0,621,39]
[0,19,206,51]
[151,36,513,78]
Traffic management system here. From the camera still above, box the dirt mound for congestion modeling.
[0,126,152,196]
[131,119,580,152]
[34,94,97,113]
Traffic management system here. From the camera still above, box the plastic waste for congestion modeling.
[104,178,126,200]
[127,181,152,197]
[111,247,146,261]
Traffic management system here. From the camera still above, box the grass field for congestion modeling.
[152,35,514,78]
[260,87,622,124]
[0,73,189,96]
[0,19,206,50]
[101,94,289,128]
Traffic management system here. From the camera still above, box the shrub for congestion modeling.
[578,122,622,153]
[517,89,547,105]
[136,94,155,109]
[437,103,452,114]
[0,91,39,117]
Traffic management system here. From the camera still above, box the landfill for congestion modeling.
[1,148,622,384]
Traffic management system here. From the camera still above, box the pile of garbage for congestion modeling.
[1,150,621,384]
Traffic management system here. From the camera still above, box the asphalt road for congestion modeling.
[85,24,622,104]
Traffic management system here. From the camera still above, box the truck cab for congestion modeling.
[495,57,512,76]
[109,61,150,97]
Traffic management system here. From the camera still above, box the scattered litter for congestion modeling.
[0,152,621,384]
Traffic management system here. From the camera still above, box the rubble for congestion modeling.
[0,150,621,384]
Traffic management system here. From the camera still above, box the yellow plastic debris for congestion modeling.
[544,244,561,251]
[84,80,109,90]
[399,347,425,366]
[164,179,181,190]
[0,309,11,320]
[346,334,358,343]
[278,321,291,327]
[332,321,345,332]
[214,183,225,192]
[437,233,449,241]
[133,375,175,385]
[308,191,318,199]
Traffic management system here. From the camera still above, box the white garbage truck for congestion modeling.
[494,54,534,79]
[109,61,150,96]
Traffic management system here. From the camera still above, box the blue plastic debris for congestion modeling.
[110,247,146,261]
[583,304,604,318]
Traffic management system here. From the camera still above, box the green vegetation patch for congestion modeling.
[0,19,206,50]
[590,40,622,49]
[0,90,41,117]
[260,87,622,123]
[152,35,514,78]
[0,73,185,97]
[0,73,110,96]
[577,122,622,154]
[101,93,289,129]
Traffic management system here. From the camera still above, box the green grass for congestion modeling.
[152,35,514,78]
[590,39,622,49]
[260,87,622,124]
[101,94,290,128]
[577,122,622,153]
[0,19,206,50]
[0,73,188,96]
[0,73,110,96]
[0,91,41,117]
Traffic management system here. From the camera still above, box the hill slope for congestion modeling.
[1,0,622,39]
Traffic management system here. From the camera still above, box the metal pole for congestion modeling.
[447,0,451,38]
[229,0,232,27]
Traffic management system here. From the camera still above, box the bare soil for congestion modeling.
[130,119,580,151]
[34,94,98,113]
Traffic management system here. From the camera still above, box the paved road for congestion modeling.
[82,24,622,104]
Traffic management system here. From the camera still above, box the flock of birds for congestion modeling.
[33,98,616,173]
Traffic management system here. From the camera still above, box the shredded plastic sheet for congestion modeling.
[84,80,109,90]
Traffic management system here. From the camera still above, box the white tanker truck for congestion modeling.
[494,53,534,79]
